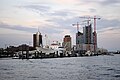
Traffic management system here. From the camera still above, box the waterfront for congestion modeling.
[0,54,120,80]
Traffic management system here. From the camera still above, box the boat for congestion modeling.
[12,56,19,59]
[108,52,114,56]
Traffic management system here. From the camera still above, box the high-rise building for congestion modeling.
[33,31,42,48]
[83,24,93,44]
[63,35,71,51]
[76,24,96,51]
[76,31,84,50]
[83,24,94,51]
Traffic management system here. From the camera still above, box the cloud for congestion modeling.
[80,0,120,5]
[45,15,119,34]
[0,22,63,35]
[100,0,120,5]
[0,22,37,33]
[0,23,67,48]
[89,8,96,13]
[18,4,51,15]
[98,27,120,34]
[39,25,63,34]
[46,16,80,27]
[51,0,79,5]
[0,33,32,48]
[97,18,120,30]
[97,27,120,51]
[50,10,73,17]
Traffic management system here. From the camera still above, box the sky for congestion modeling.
[0,0,120,51]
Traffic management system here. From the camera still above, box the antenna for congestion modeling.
[38,26,39,32]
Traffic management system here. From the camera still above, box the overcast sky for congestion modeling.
[0,0,120,51]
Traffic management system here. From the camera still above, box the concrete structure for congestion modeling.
[83,24,94,51]
[83,24,93,44]
[76,31,84,51]
[93,31,97,52]
[62,35,71,51]
[76,24,96,52]
[33,31,42,48]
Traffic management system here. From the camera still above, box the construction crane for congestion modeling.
[79,16,92,51]
[72,22,84,32]
[72,22,80,32]
[82,19,91,26]
[90,16,100,52]
[80,16,101,52]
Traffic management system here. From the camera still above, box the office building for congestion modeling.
[33,31,42,48]
[63,35,71,51]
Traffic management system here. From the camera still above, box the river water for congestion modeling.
[0,54,120,80]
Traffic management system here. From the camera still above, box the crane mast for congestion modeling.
[72,22,80,32]
[93,16,100,52]
[79,16,100,52]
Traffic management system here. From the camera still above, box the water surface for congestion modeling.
[0,54,120,80]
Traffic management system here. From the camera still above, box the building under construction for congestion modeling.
[76,24,97,52]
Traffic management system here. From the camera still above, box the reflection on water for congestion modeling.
[0,55,120,80]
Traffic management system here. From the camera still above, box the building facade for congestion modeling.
[33,31,42,48]
[76,31,84,51]
[63,35,71,51]
[76,24,96,52]
[83,24,93,44]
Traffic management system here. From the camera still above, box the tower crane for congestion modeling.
[89,16,100,52]
[79,16,101,52]
[82,19,91,26]
[72,22,80,32]
[79,16,92,51]
[72,22,85,51]
[72,22,84,32]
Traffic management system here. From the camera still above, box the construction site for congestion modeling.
[16,16,103,59]
[1,16,110,59]
[73,16,101,55]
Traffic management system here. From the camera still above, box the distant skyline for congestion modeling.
[0,0,120,51]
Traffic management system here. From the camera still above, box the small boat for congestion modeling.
[12,56,19,59]
[85,51,92,56]
[108,52,114,56]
